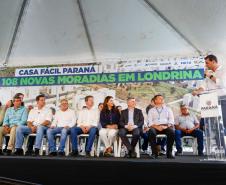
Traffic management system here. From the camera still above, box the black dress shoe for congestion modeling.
[131,151,137,158]
[175,151,182,156]
[0,149,3,155]
[85,151,91,157]
[13,149,24,156]
[124,153,131,158]
[6,149,12,156]
[127,150,132,158]
[33,148,40,156]
[167,153,175,159]
[70,150,78,157]
[48,152,57,156]
[25,150,34,156]
[58,152,65,157]
[198,152,204,156]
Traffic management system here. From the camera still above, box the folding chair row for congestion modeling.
[4,133,198,157]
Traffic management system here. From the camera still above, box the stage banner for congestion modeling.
[0,57,205,87]
[0,69,204,87]
[0,56,205,111]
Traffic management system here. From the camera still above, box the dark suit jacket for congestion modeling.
[119,108,144,129]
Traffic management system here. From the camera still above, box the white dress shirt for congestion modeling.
[147,105,174,126]
[27,106,53,126]
[77,107,99,127]
[52,109,76,128]
[128,109,134,125]
[200,65,226,96]
[125,108,138,129]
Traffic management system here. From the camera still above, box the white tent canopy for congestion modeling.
[0,0,225,67]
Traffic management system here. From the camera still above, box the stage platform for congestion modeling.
[0,155,226,185]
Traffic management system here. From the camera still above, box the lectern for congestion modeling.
[200,92,226,161]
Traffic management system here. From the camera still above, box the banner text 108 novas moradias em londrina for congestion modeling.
[0,69,204,87]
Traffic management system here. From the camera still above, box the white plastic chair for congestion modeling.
[23,133,47,155]
[117,134,140,158]
[155,134,167,155]
[96,136,118,157]
[145,134,168,156]
[182,136,198,155]
[4,134,15,152]
[156,134,167,140]
[77,134,97,157]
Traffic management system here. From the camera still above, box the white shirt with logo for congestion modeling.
[28,106,53,126]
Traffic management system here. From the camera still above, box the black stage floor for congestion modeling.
[0,155,226,185]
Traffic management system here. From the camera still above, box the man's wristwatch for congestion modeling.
[209,75,214,79]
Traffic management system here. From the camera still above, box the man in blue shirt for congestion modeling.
[147,95,175,159]
[0,95,28,155]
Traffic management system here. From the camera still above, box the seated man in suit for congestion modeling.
[147,94,175,159]
[119,97,144,158]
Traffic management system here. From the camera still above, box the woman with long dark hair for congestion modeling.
[99,96,120,156]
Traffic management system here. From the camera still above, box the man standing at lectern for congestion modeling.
[192,55,226,132]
